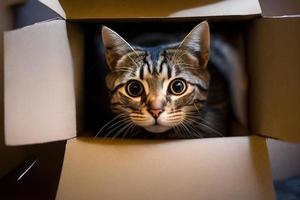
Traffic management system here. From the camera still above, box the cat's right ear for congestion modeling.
[102,26,134,70]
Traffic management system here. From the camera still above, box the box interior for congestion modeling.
[78,18,251,139]
[75,17,300,141]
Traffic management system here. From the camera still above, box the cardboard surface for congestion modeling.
[259,0,300,17]
[267,139,300,180]
[57,136,275,200]
[4,20,76,145]
[170,0,261,17]
[38,0,65,19]
[65,23,85,133]
[247,18,300,141]
[1,0,25,6]
[39,0,261,19]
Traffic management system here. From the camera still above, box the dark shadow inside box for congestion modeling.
[79,19,250,139]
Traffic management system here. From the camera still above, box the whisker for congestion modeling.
[126,54,140,69]
[194,103,200,113]
[106,117,132,130]
[185,115,224,137]
[129,126,142,138]
[171,50,189,65]
[173,62,194,67]
[112,121,133,139]
[178,124,187,138]
[122,123,136,139]
[176,124,185,138]
[104,119,131,138]
[181,120,194,137]
[94,114,126,138]
[183,119,204,138]
[178,123,189,138]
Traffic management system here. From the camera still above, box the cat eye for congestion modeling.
[169,78,187,95]
[126,80,144,97]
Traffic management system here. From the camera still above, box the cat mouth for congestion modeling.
[144,125,171,133]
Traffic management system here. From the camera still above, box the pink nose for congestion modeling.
[149,109,163,119]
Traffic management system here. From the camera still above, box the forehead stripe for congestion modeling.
[188,82,208,92]
[139,64,144,80]
[159,51,167,73]
[143,52,151,74]
[167,63,172,79]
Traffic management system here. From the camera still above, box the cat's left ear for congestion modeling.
[102,26,134,70]
[179,21,210,67]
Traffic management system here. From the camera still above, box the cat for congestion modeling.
[96,21,230,139]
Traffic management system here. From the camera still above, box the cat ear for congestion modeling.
[179,21,210,67]
[102,26,134,69]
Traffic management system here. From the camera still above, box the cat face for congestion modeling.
[102,21,210,134]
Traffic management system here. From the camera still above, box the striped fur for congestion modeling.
[99,21,228,138]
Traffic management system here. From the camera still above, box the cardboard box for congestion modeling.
[3,0,300,199]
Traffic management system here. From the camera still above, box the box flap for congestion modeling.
[57,136,275,200]
[247,18,300,142]
[170,0,261,18]
[267,139,300,180]
[43,0,262,19]
[259,0,300,17]
[38,0,66,19]
[4,20,76,145]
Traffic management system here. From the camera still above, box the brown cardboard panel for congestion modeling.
[66,23,85,133]
[57,136,275,200]
[1,0,25,6]
[247,18,300,141]
[170,0,261,18]
[38,0,66,19]
[39,0,261,19]
[259,0,300,17]
[4,20,76,145]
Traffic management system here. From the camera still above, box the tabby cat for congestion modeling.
[97,21,229,139]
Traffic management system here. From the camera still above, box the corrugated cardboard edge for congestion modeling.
[38,0,66,19]
[56,136,275,200]
[4,20,76,145]
[169,0,262,17]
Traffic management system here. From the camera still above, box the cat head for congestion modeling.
[101,21,210,134]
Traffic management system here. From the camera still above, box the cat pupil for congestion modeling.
[173,82,183,92]
[126,80,143,97]
[169,79,186,95]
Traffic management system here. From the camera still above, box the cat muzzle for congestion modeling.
[148,109,164,119]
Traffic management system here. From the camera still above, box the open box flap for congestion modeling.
[259,0,300,17]
[248,18,300,142]
[4,20,76,145]
[170,0,261,18]
[57,136,275,200]
[267,139,300,180]
[40,0,261,19]
[38,0,66,19]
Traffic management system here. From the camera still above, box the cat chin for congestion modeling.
[144,125,171,133]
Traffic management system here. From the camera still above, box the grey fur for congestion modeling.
[98,22,229,139]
